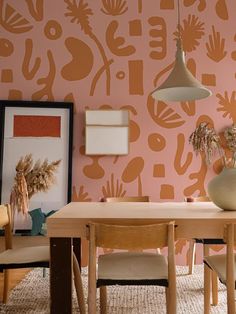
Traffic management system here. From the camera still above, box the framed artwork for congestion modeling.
[0,100,73,230]
[85,110,129,155]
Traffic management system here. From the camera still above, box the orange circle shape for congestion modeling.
[0,38,13,57]
[44,20,62,40]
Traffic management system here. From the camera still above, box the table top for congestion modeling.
[47,202,236,238]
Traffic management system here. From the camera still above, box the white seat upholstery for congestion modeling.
[0,246,49,265]
[204,254,236,286]
[98,252,167,281]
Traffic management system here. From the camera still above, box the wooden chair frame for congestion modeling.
[0,204,85,312]
[87,221,176,314]
[204,223,235,314]
[185,196,221,306]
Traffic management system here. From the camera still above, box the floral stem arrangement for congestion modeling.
[189,122,236,168]
[10,154,61,215]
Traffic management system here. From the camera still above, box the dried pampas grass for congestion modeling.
[10,154,61,214]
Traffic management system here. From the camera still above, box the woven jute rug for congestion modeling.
[0,265,227,313]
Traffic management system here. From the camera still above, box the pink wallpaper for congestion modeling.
[0,0,235,264]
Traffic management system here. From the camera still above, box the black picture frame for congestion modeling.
[0,100,73,228]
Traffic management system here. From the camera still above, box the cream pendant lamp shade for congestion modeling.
[151,1,212,102]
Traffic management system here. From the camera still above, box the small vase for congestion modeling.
[208,167,236,211]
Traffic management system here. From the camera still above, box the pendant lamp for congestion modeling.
[151,0,212,102]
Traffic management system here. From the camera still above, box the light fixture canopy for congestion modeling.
[151,2,212,102]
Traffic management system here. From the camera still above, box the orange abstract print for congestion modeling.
[13,115,61,137]
[2,0,235,265]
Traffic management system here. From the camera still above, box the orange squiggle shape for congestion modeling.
[22,39,41,80]
[32,50,55,101]
[174,133,193,175]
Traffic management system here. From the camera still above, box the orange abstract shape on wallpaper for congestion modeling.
[206,26,227,62]
[215,0,228,20]
[65,0,112,96]
[129,120,140,142]
[22,39,41,80]
[116,71,125,79]
[196,114,215,128]
[61,37,93,81]
[147,95,185,129]
[64,93,77,113]
[82,148,105,179]
[183,0,206,12]
[106,21,136,56]
[0,2,33,33]
[201,74,216,86]
[72,185,91,202]
[129,20,142,37]
[216,91,236,122]
[175,239,187,255]
[120,105,140,142]
[160,0,174,10]
[25,0,44,21]
[13,115,61,137]
[32,50,55,101]
[122,157,144,196]
[1,69,13,82]
[0,38,13,57]
[44,20,62,40]
[137,0,142,13]
[153,164,165,178]
[180,59,196,116]
[148,133,166,152]
[231,34,236,61]
[174,15,204,53]
[8,89,22,100]
[148,16,166,60]
[102,173,126,198]
[160,184,174,199]
[174,133,193,175]
[101,0,128,16]
[184,155,207,197]
[128,60,143,95]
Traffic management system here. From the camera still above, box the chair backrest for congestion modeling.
[89,222,175,250]
[0,204,13,250]
[102,196,150,202]
[184,196,211,202]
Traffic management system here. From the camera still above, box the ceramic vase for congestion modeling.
[208,167,236,211]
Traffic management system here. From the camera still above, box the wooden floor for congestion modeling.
[0,268,31,302]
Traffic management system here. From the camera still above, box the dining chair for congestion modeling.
[0,203,85,313]
[204,223,235,314]
[186,196,224,306]
[87,221,176,314]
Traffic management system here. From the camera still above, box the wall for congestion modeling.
[0,0,234,264]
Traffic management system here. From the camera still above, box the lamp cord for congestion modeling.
[177,0,181,37]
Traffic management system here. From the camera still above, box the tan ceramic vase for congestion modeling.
[208,168,236,211]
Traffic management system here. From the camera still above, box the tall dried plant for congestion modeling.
[10,154,61,214]
[189,122,225,166]
[189,122,236,168]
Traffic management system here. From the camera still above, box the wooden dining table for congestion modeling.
[47,201,236,314]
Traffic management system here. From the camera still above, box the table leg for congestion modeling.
[73,238,81,268]
[50,237,73,314]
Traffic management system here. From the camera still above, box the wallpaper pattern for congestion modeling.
[1,0,235,264]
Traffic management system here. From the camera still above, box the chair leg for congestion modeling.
[188,239,196,274]
[211,270,218,306]
[204,264,211,314]
[72,254,86,314]
[100,286,107,314]
[3,269,10,304]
